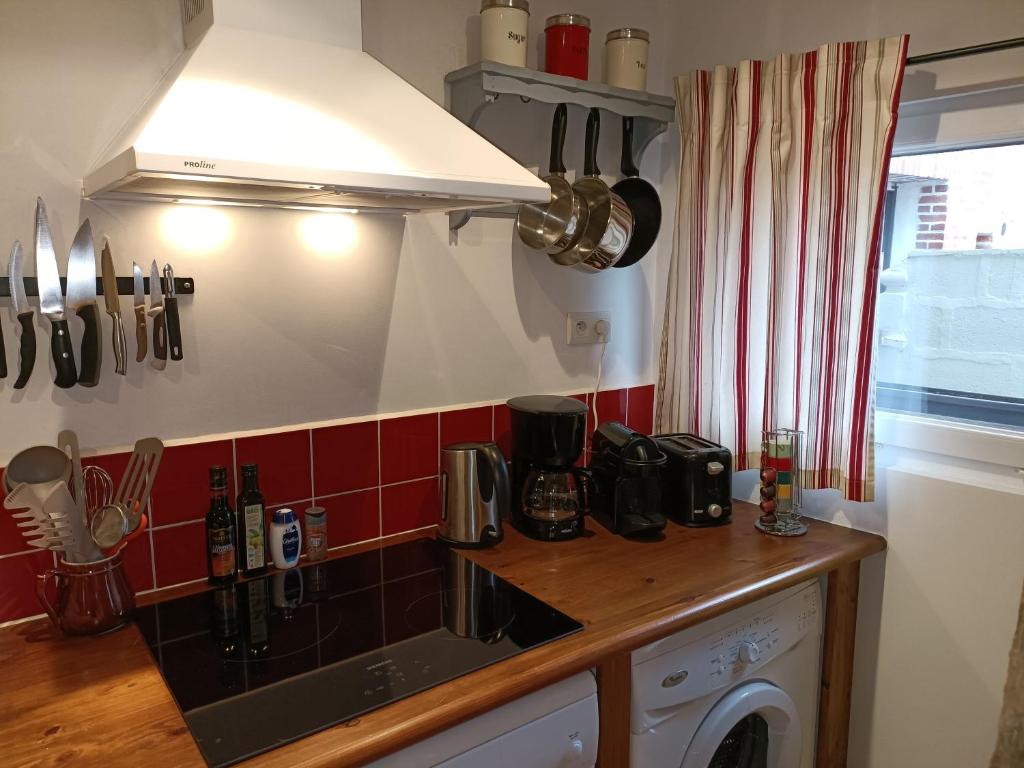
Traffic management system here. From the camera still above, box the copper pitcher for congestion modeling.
[36,551,135,635]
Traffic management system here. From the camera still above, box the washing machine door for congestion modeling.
[679,682,802,768]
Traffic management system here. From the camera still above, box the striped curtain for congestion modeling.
[657,36,908,502]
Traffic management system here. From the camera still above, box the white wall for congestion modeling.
[0,0,673,464]
[664,2,1024,765]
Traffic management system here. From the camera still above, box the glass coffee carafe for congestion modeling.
[521,468,590,524]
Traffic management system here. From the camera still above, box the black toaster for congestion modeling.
[654,433,732,526]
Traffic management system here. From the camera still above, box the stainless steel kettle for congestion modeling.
[439,442,509,547]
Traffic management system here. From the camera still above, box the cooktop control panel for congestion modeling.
[630,581,821,729]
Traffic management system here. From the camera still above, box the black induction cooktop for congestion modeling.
[134,538,582,768]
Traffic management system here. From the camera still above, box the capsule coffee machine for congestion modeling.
[508,395,589,541]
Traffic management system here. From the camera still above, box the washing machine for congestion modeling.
[630,580,823,767]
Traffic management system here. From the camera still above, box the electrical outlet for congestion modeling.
[566,312,612,346]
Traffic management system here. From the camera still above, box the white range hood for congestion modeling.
[83,0,549,212]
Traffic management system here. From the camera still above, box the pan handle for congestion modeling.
[584,107,601,177]
[549,104,568,175]
[621,117,640,178]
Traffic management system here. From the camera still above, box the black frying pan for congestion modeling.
[611,117,661,268]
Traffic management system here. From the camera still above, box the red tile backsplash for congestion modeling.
[493,404,512,458]
[1,387,647,624]
[381,478,439,537]
[236,430,312,506]
[148,440,233,526]
[153,522,208,588]
[440,406,493,449]
[323,490,380,549]
[121,532,154,593]
[627,385,656,435]
[312,421,378,497]
[380,414,438,485]
[594,388,628,427]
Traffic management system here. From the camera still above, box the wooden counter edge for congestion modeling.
[247,529,886,768]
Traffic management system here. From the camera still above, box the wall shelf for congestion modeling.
[443,61,675,238]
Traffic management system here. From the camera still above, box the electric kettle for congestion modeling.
[439,442,509,547]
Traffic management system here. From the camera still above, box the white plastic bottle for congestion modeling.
[270,508,302,569]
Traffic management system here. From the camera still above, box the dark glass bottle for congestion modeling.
[206,465,237,585]
[237,464,268,577]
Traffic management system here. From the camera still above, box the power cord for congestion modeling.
[592,320,610,427]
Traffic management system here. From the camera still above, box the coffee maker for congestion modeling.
[508,395,589,541]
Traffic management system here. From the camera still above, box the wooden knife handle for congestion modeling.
[134,305,147,363]
[48,317,77,389]
[110,312,127,376]
[13,312,36,389]
[76,303,102,387]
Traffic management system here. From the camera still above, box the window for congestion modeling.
[876,143,1024,429]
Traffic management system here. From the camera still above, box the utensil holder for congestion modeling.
[36,550,135,636]
[755,428,808,537]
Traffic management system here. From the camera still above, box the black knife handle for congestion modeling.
[110,313,127,375]
[152,311,167,363]
[134,305,147,362]
[49,317,77,389]
[0,318,7,379]
[165,297,183,361]
[13,313,36,390]
[76,304,102,387]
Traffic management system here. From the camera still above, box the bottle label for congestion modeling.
[282,525,300,561]
[243,503,266,570]
[209,528,236,577]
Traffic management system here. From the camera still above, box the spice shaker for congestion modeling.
[480,0,530,67]
[304,506,327,562]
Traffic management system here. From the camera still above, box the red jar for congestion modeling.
[544,13,590,79]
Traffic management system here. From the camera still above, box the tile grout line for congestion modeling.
[308,428,316,505]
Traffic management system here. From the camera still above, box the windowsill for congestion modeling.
[875,409,1024,469]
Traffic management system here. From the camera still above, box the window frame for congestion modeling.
[875,141,1024,433]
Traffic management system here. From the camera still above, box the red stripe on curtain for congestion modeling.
[794,50,817,424]
[817,42,857,486]
[847,36,909,499]
[735,60,763,467]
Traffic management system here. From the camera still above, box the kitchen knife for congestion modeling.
[35,198,77,388]
[101,240,127,375]
[163,263,183,361]
[149,260,167,371]
[9,241,36,389]
[66,220,101,387]
[133,261,147,362]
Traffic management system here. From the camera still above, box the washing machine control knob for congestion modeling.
[738,640,760,664]
[569,738,585,756]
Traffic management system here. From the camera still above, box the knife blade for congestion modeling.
[35,198,77,388]
[100,241,127,375]
[66,220,102,387]
[9,241,36,389]
[163,264,183,361]
[133,262,147,362]
[149,260,167,370]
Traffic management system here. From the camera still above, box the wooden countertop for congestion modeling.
[0,503,884,768]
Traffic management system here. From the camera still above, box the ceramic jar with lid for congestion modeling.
[481,0,530,67]
[544,13,590,79]
[605,28,650,90]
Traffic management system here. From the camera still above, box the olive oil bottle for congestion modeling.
[237,464,268,577]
